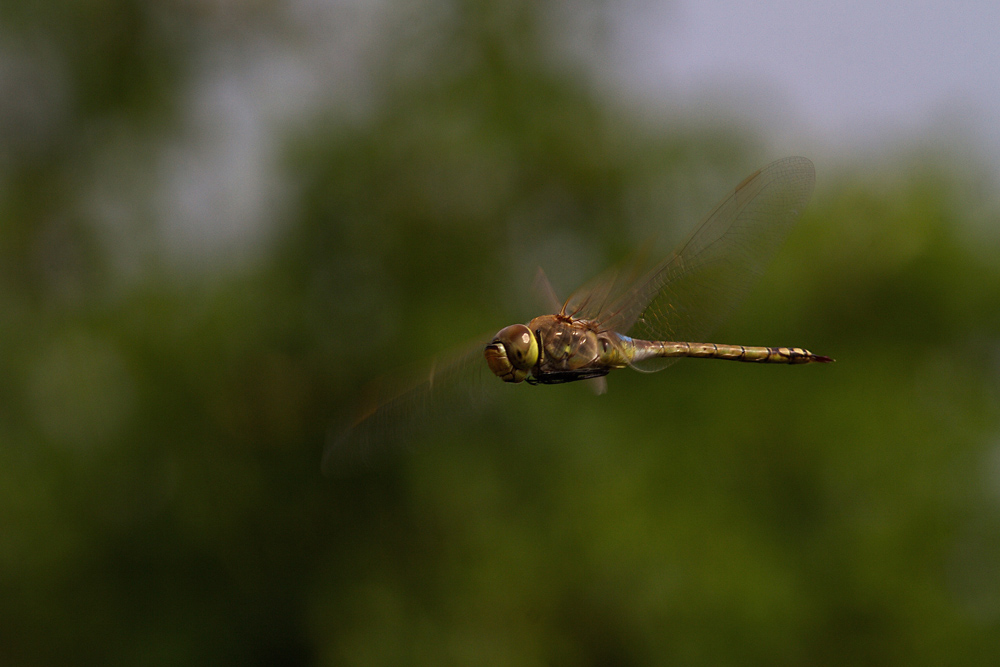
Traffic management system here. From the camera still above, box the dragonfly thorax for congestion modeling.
[530,314,602,373]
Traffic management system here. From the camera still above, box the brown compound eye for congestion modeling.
[484,324,538,383]
[500,325,536,369]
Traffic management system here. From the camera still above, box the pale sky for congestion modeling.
[607,0,1000,161]
[152,0,1000,264]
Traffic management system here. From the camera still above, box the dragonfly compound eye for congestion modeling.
[485,324,538,383]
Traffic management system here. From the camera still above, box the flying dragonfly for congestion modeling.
[325,156,831,473]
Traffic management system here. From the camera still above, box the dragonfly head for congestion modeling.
[485,324,538,383]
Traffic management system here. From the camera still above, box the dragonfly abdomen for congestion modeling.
[636,340,832,365]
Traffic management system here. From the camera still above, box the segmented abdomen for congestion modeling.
[637,340,832,365]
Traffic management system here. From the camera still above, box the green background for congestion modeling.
[3,1,1000,665]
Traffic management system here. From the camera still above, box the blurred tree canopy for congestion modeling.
[1,1,1000,665]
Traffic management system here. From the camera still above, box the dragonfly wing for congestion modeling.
[595,156,816,371]
[323,335,498,475]
[560,245,653,321]
[533,267,563,314]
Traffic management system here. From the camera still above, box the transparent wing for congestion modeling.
[533,267,563,314]
[323,336,498,475]
[588,156,816,371]
[560,246,653,322]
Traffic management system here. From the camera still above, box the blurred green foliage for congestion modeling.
[2,1,1000,665]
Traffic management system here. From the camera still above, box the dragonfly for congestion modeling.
[325,156,831,473]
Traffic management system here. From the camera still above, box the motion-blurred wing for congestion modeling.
[594,156,815,371]
[323,336,498,475]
